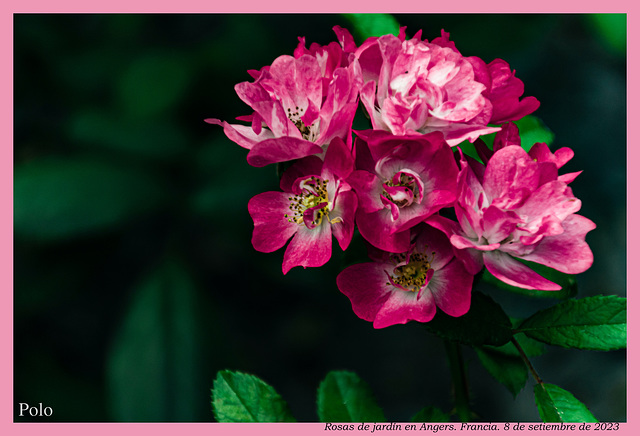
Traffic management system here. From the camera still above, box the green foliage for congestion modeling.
[456,140,483,163]
[424,292,512,347]
[514,115,555,151]
[476,333,545,399]
[475,346,528,398]
[481,261,578,300]
[317,371,385,422]
[486,332,547,358]
[342,13,400,42]
[411,406,450,422]
[69,110,188,161]
[517,296,626,351]
[212,371,296,422]
[534,383,598,423]
[13,14,627,423]
[587,14,626,55]
[106,259,202,421]
[117,53,192,120]
[14,157,168,242]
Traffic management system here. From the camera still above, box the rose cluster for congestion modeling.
[207,26,595,329]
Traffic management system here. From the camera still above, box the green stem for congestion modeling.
[443,340,472,422]
[511,337,543,385]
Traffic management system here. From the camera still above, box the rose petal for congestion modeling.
[519,214,596,274]
[205,118,275,150]
[483,250,561,291]
[336,262,394,323]
[248,192,299,253]
[282,219,332,274]
[247,137,323,167]
[373,285,437,328]
[331,190,358,251]
[428,259,473,317]
[356,209,412,253]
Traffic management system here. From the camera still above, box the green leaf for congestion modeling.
[212,370,295,422]
[456,140,483,163]
[587,14,626,55]
[475,346,528,398]
[474,332,545,398]
[481,260,578,300]
[14,157,168,242]
[342,14,400,42]
[106,258,203,421]
[517,295,626,351]
[411,406,450,422]
[534,383,598,423]
[516,115,555,151]
[317,371,385,422]
[424,292,513,346]
[117,53,191,120]
[486,332,546,358]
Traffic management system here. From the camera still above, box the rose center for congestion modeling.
[388,252,434,293]
[286,106,316,142]
[284,176,330,228]
[383,173,419,207]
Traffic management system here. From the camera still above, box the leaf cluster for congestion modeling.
[423,291,625,422]
[211,370,388,423]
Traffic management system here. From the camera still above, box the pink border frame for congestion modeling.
[5,2,635,436]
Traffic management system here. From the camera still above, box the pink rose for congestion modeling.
[428,144,595,290]
[349,130,458,253]
[337,224,473,328]
[248,138,357,274]
[355,29,500,146]
[207,27,363,167]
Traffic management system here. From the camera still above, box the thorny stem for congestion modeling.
[443,340,472,422]
[511,336,543,385]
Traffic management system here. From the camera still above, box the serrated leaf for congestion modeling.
[517,296,626,351]
[212,371,295,422]
[481,260,577,300]
[342,13,400,42]
[14,157,168,242]
[317,371,385,422]
[475,346,528,398]
[411,406,450,422]
[106,258,202,421]
[534,383,598,423]
[424,292,512,346]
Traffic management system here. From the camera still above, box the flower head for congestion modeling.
[248,138,357,274]
[207,27,363,167]
[336,224,473,328]
[349,130,458,252]
[428,143,595,290]
[355,28,500,146]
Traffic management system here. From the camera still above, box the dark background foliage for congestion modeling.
[14,14,626,422]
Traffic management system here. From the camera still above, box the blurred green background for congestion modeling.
[14,14,626,422]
